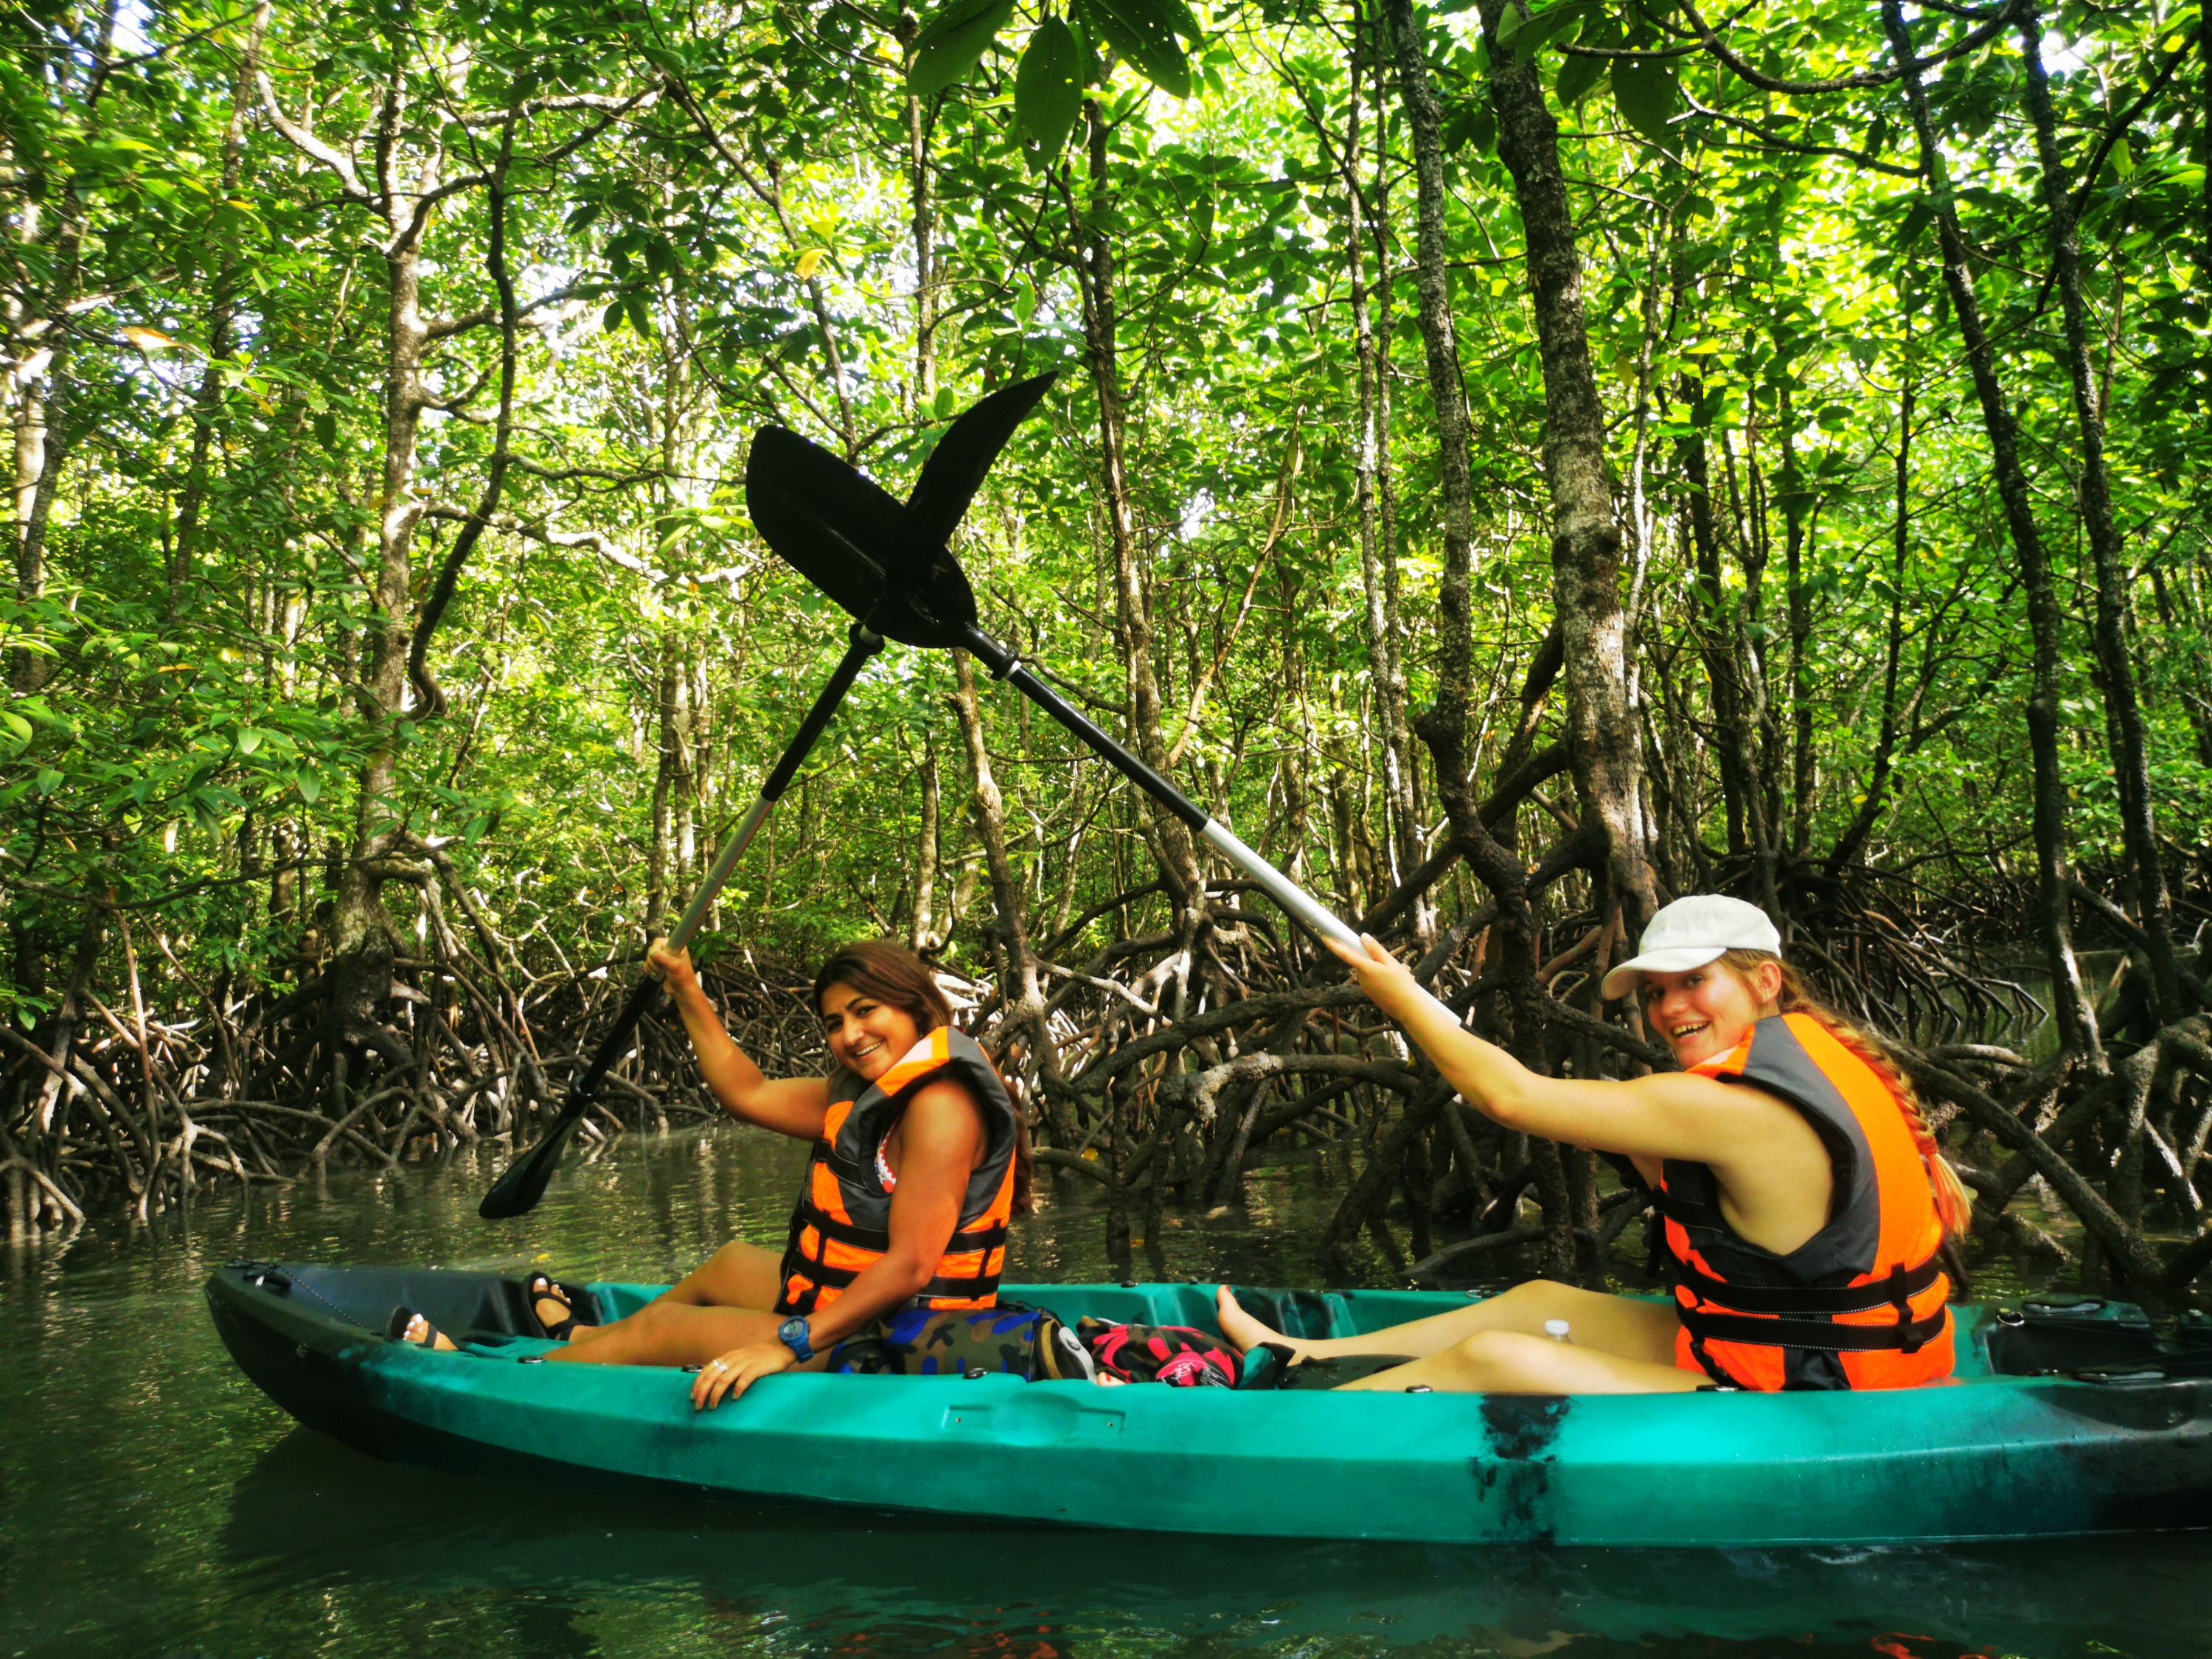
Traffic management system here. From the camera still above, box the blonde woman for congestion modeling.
[1217,897,1968,1394]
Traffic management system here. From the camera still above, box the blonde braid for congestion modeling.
[1719,950,1972,1239]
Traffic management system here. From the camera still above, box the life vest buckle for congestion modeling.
[1888,1262,1926,1354]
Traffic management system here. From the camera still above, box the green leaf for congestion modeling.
[296,771,321,804]
[235,728,262,755]
[1444,98,1495,153]
[1555,48,1604,106]
[1078,0,1190,97]
[908,0,1018,99]
[1016,17,1084,156]
[1610,55,1679,147]
[1498,0,1591,55]
[1150,0,1203,41]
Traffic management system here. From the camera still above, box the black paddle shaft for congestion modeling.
[479,623,885,1221]
[740,390,1359,951]
[959,629,1201,830]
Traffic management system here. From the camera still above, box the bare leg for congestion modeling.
[1336,1329,1703,1394]
[660,1239,786,1309]
[1216,1280,1682,1367]
[547,1297,791,1367]
[561,1241,786,1360]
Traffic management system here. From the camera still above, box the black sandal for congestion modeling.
[526,1272,590,1342]
[386,1304,459,1352]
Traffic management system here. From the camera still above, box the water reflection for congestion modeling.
[215,1425,2212,1659]
[1,1121,2204,1659]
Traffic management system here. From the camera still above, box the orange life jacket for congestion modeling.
[1655,1012,1954,1391]
[776,1025,1018,1318]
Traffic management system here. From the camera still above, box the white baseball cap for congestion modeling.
[1599,895,1782,1001]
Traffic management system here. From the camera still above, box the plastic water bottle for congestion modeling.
[1544,1319,1571,1343]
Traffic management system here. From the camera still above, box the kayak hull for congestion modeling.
[206,1263,2212,1545]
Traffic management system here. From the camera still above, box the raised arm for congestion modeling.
[1324,935,1813,1173]
[648,939,829,1141]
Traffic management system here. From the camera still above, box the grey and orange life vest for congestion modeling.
[1654,1012,1954,1391]
[776,1026,1018,1318]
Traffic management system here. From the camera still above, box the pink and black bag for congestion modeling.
[1076,1316,1242,1387]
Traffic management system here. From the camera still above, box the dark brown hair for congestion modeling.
[813,939,1033,1217]
[1717,949,1972,1239]
[813,939,954,1034]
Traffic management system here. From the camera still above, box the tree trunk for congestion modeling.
[648,634,681,931]
[170,2,271,621]
[1679,397,1751,857]
[2015,4,2185,1024]
[1474,0,1657,927]
[1777,377,1817,858]
[10,1,116,692]
[1826,369,1915,876]
[950,650,1068,1138]
[1882,0,2104,1065]
[910,740,942,952]
[905,72,939,414]
[1069,97,1204,938]
[1382,0,1478,839]
[1343,1,1419,908]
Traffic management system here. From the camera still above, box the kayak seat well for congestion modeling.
[1983,1300,2212,1380]
[248,1263,601,1344]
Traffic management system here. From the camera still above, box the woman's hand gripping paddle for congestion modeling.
[743,375,1361,953]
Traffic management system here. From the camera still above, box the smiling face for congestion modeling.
[1639,957,1784,1068]
[819,981,924,1083]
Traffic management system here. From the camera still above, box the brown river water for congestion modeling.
[2,1123,2207,1659]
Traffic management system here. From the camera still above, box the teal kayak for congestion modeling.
[206,1262,2212,1545]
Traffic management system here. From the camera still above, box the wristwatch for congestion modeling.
[776,1315,814,1362]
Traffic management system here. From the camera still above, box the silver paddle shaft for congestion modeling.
[1199,820,1362,950]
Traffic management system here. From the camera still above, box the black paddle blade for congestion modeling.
[904,372,1057,548]
[478,1102,584,1219]
[744,375,1054,650]
[746,428,975,649]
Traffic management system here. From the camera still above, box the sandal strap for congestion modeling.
[385,1304,451,1349]
[526,1272,585,1342]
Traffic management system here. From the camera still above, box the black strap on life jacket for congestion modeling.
[1668,1256,1948,1355]
[1675,1304,1952,1353]
[1666,1251,1944,1316]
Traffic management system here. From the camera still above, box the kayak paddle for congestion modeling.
[743,391,1362,951]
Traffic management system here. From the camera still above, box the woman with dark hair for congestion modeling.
[1216,896,1969,1395]
[399,938,1029,1408]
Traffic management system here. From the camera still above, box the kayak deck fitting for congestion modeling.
[205,1263,2212,1546]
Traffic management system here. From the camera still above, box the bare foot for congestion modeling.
[392,1310,459,1352]
[1214,1285,1312,1360]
